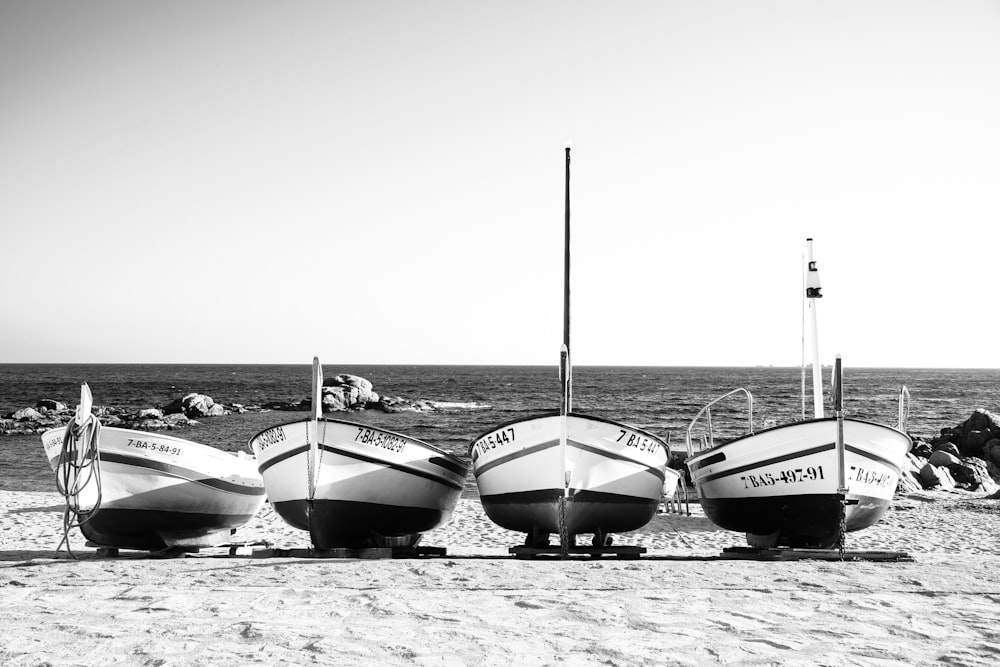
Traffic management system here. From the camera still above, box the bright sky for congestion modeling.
[2,1,998,367]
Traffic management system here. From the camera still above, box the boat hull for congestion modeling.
[41,426,266,550]
[249,418,468,549]
[686,418,912,548]
[470,412,676,541]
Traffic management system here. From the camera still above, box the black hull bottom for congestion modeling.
[272,499,450,550]
[480,489,658,540]
[701,493,892,549]
[79,509,256,550]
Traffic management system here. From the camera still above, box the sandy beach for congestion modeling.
[1,490,998,666]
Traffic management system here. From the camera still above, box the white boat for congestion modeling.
[41,384,266,551]
[469,147,679,552]
[684,239,912,549]
[248,358,468,550]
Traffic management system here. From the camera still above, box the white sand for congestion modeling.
[2,490,998,666]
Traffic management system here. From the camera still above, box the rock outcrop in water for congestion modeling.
[0,375,438,434]
[262,374,437,414]
[900,409,1000,495]
[162,393,228,418]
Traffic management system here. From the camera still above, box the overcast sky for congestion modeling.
[2,1,998,368]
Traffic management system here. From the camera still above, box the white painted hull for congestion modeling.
[249,418,468,549]
[686,418,912,547]
[41,426,266,549]
[470,412,676,541]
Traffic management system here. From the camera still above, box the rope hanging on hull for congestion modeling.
[55,414,103,558]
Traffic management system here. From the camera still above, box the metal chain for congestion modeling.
[559,497,569,558]
[305,421,314,502]
[838,500,847,560]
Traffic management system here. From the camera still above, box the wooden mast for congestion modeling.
[561,145,572,415]
[558,145,572,556]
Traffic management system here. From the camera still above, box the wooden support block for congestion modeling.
[236,545,449,559]
[509,545,646,560]
[721,546,913,562]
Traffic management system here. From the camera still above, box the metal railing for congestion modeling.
[685,387,755,457]
[661,474,690,515]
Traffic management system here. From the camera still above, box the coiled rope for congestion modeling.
[54,412,103,558]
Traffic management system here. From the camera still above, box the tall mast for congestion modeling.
[833,355,846,492]
[561,145,572,415]
[800,252,806,420]
[558,146,572,555]
[805,238,824,418]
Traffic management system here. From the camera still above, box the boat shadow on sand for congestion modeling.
[7,504,65,513]
[632,511,731,535]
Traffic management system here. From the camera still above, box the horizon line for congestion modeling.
[1,361,997,371]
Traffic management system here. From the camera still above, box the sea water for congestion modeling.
[2,364,998,492]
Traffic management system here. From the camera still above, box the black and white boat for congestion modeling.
[469,147,679,552]
[684,239,912,549]
[249,358,468,550]
[42,383,266,551]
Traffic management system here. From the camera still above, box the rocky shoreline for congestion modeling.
[0,373,436,436]
[4,374,1000,497]
[899,408,1000,496]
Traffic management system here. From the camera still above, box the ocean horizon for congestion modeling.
[4,363,997,433]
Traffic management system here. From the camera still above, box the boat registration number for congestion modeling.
[127,438,181,457]
[850,466,894,489]
[355,428,407,453]
[472,427,515,457]
[616,429,661,453]
[253,426,287,452]
[43,434,63,456]
[741,466,825,489]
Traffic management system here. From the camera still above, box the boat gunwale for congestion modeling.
[685,415,912,465]
[42,424,257,464]
[466,409,669,458]
[686,416,913,486]
[249,415,468,468]
[472,437,671,483]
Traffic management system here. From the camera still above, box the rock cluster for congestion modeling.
[0,392,244,435]
[261,374,436,414]
[1,374,437,435]
[900,409,1000,495]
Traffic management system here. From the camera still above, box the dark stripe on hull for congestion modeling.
[272,499,451,550]
[324,445,465,490]
[473,440,557,477]
[467,410,666,456]
[700,493,892,549]
[697,442,903,484]
[79,508,256,550]
[259,444,466,491]
[479,490,659,536]
[428,455,468,476]
[100,452,265,496]
[845,443,905,477]
[698,443,833,483]
[475,440,664,482]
